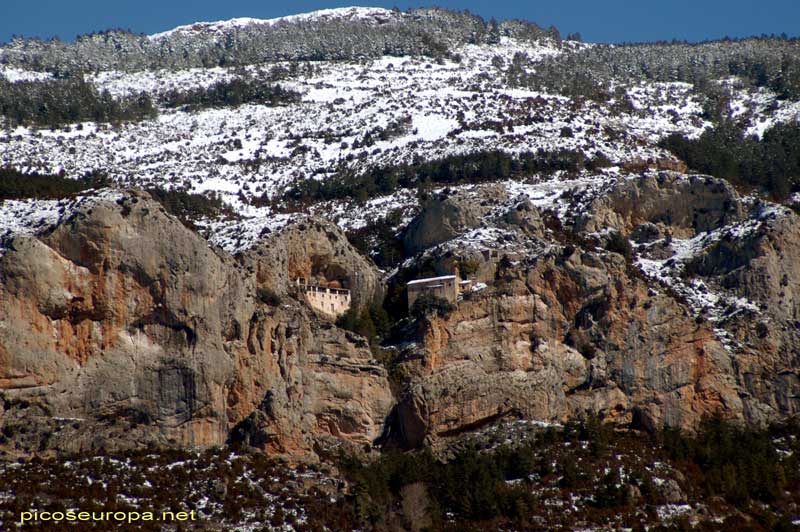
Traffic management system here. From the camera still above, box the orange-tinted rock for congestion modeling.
[0,190,392,459]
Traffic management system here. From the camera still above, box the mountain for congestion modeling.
[147,7,401,40]
[1,7,799,530]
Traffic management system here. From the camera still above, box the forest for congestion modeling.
[0,77,156,128]
[511,37,800,101]
[0,8,554,73]
[662,122,800,200]
[339,415,800,531]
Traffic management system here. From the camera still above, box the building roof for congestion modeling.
[407,275,456,286]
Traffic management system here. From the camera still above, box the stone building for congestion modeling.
[407,273,472,308]
[295,278,351,318]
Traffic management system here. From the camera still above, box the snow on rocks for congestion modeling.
[634,200,791,349]
[0,189,123,256]
[147,7,398,41]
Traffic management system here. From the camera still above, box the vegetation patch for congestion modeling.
[336,303,392,347]
[283,149,589,205]
[145,187,226,228]
[0,167,110,200]
[662,122,800,200]
[410,294,456,320]
[511,37,800,101]
[345,209,406,269]
[256,287,282,306]
[0,416,797,530]
[0,448,350,531]
[0,77,156,128]
[341,415,800,531]
[161,76,301,111]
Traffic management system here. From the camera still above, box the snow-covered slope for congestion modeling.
[0,36,709,224]
[148,6,398,41]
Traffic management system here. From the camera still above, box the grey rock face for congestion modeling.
[630,222,662,243]
[503,199,546,237]
[389,174,800,448]
[241,216,384,311]
[684,206,800,422]
[402,186,508,254]
[577,173,743,237]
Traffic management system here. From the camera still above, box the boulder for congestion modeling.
[577,172,743,237]
[401,185,507,254]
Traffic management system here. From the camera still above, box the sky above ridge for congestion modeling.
[2,0,798,45]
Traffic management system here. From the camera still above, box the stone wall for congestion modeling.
[303,286,351,318]
[407,276,458,308]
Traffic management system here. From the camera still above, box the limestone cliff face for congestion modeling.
[0,190,392,458]
[576,173,743,237]
[1,176,797,459]
[684,206,800,423]
[394,247,744,447]
[401,185,509,254]
[389,173,800,448]
[241,217,384,312]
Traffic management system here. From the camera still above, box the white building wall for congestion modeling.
[303,288,351,318]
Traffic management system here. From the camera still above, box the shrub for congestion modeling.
[0,167,110,200]
[585,152,613,171]
[336,303,391,345]
[605,231,633,259]
[145,187,224,227]
[256,287,282,306]
[345,209,406,268]
[457,259,481,278]
[410,294,455,320]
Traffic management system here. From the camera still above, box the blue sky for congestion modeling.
[3,0,799,44]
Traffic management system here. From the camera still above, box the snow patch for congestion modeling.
[148,7,397,41]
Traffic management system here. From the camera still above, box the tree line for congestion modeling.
[662,121,800,200]
[160,76,301,111]
[283,148,599,205]
[0,77,156,128]
[0,8,556,73]
[0,167,110,199]
[509,38,800,102]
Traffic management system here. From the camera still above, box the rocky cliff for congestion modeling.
[242,216,384,311]
[1,173,798,460]
[387,172,798,448]
[0,190,392,459]
[393,247,743,447]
